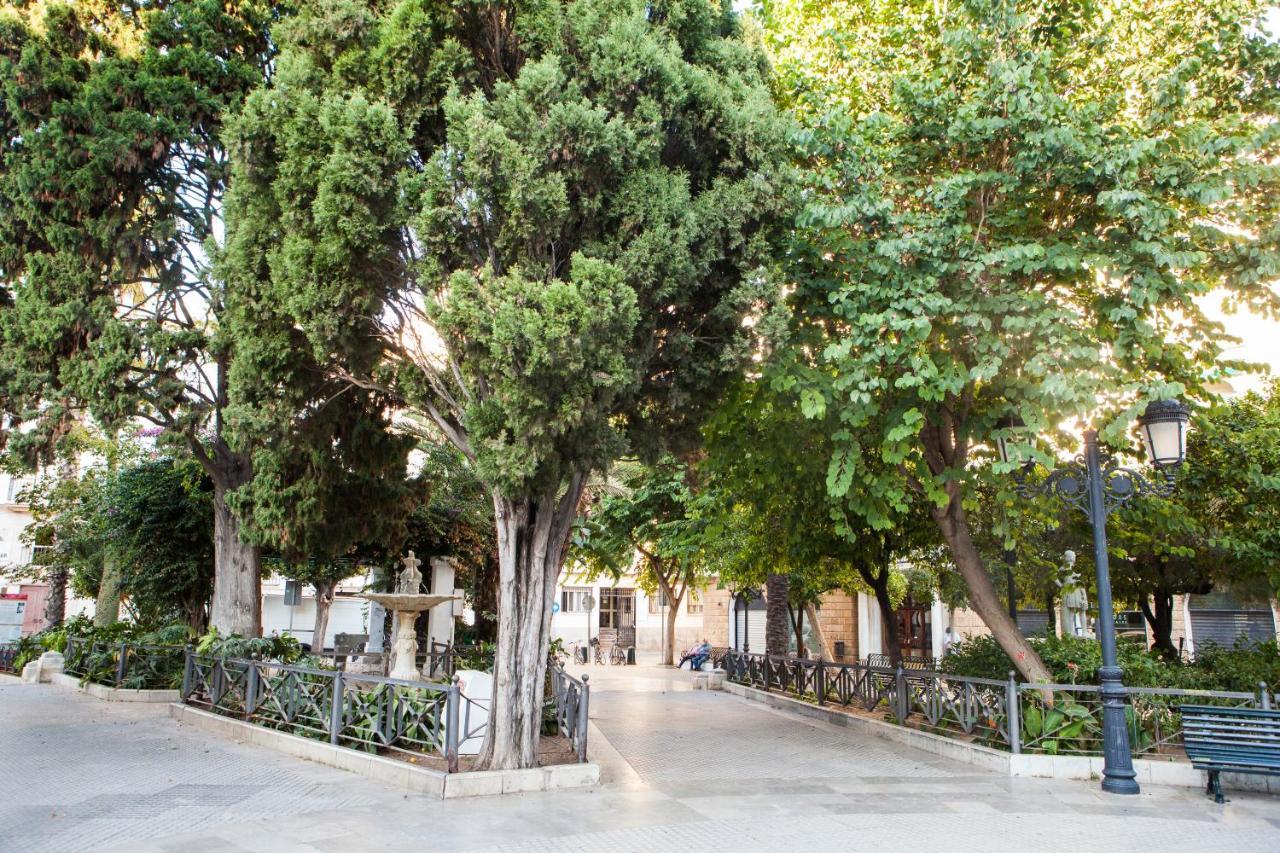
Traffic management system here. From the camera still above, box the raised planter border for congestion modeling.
[725,680,1280,795]
[50,672,179,703]
[168,703,600,798]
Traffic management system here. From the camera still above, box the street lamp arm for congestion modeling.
[1014,457,1175,523]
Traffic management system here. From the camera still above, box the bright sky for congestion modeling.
[1200,296,1280,397]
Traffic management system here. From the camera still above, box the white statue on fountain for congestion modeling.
[359,550,458,682]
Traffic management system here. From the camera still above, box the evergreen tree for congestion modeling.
[220,0,788,767]
[0,1,276,634]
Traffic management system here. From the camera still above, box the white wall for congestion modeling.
[262,592,370,650]
[551,571,707,657]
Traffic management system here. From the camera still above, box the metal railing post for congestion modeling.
[816,659,826,706]
[1260,681,1271,711]
[245,661,260,719]
[181,646,193,700]
[895,665,908,722]
[1006,671,1022,754]
[329,670,344,746]
[762,655,770,692]
[116,642,129,686]
[577,675,590,763]
[446,675,461,773]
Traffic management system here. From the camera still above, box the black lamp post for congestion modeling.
[997,400,1190,795]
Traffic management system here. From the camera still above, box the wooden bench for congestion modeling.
[1180,704,1280,803]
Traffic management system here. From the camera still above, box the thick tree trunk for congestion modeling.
[1140,589,1177,660]
[210,483,261,637]
[479,475,585,771]
[44,567,68,628]
[805,601,834,660]
[94,554,122,628]
[870,571,902,667]
[931,497,1053,685]
[312,581,335,652]
[764,573,791,656]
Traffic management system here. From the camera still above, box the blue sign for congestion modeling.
[551,602,560,614]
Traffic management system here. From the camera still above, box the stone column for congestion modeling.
[428,557,457,650]
[365,564,387,653]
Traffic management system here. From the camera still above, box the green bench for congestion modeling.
[1180,704,1280,803]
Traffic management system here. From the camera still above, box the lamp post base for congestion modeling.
[1101,772,1141,795]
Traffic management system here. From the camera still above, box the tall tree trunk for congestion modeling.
[868,569,902,666]
[44,566,68,628]
[791,605,807,657]
[805,601,834,660]
[1139,589,1177,660]
[764,573,790,656]
[650,560,685,667]
[931,496,1052,685]
[479,475,585,771]
[312,581,335,652]
[210,481,261,637]
[94,553,122,628]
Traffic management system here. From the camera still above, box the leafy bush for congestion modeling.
[938,633,1273,692]
[1184,640,1280,693]
[195,627,303,663]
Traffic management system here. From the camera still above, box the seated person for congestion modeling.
[678,639,714,670]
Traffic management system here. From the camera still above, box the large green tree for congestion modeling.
[1109,385,1280,657]
[575,458,713,666]
[772,0,1280,683]
[0,1,276,635]
[702,380,941,664]
[220,0,788,767]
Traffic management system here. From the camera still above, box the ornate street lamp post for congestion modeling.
[997,400,1190,795]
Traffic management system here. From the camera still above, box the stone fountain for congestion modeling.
[361,551,459,682]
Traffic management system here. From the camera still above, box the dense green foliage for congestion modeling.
[1108,386,1280,654]
[766,0,1280,681]
[20,449,215,631]
[942,633,1280,694]
[219,0,790,767]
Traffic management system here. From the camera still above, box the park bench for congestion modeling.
[865,653,934,671]
[1180,704,1280,803]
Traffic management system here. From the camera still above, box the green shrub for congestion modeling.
[195,627,303,663]
[938,633,1272,692]
[1184,640,1280,693]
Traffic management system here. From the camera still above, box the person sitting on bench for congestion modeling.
[678,639,712,670]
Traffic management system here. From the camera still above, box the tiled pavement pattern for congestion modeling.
[4,665,1280,852]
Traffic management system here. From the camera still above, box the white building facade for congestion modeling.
[551,567,708,659]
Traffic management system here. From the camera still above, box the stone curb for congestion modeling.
[725,681,1280,794]
[49,672,180,703]
[168,702,601,798]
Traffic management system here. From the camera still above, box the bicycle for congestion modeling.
[608,644,628,666]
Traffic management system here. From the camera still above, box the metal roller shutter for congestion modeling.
[1191,610,1275,648]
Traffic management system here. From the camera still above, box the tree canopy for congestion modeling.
[770,0,1280,681]
[219,0,790,768]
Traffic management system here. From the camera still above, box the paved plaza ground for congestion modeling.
[4,665,1280,852]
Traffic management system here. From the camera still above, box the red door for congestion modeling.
[20,584,48,636]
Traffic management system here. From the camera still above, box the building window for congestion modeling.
[561,587,591,613]
[687,593,703,614]
[648,591,669,614]
[599,588,635,630]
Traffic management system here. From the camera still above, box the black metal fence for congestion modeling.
[722,650,1274,757]
[550,667,591,762]
[64,636,186,689]
[180,649,587,770]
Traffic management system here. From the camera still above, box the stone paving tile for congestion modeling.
[7,667,1280,853]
